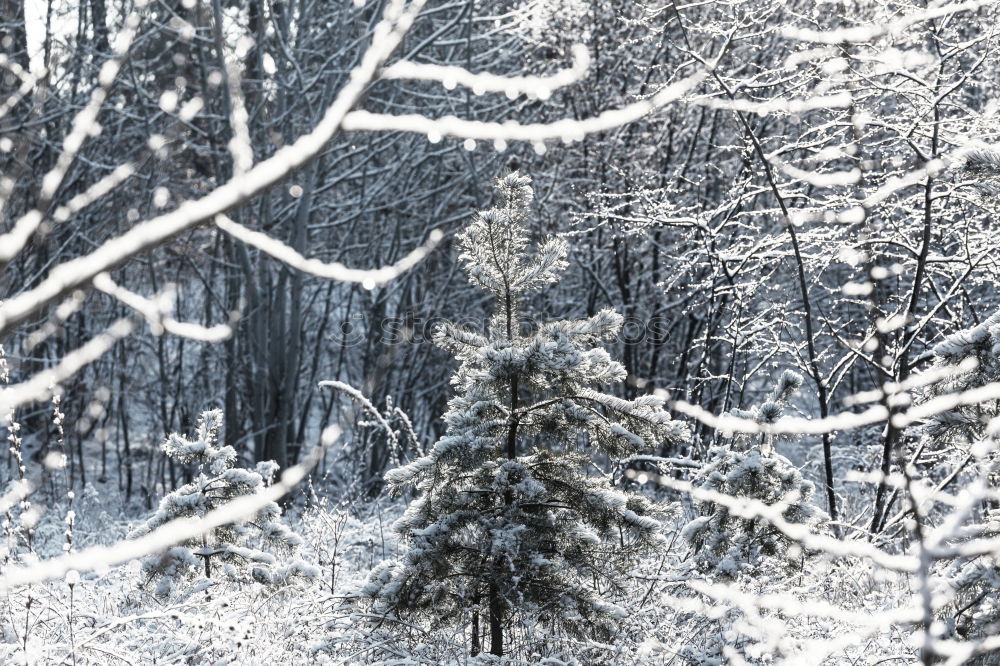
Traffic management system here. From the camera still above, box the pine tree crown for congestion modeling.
[161,408,235,474]
[457,172,568,336]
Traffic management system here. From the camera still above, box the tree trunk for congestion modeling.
[0,0,29,73]
[470,588,481,656]
[89,0,110,53]
[488,580,503,656]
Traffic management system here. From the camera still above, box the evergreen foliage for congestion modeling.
[132,409,317,598]
[936,549,1000,663]
[681,371,827,578]
[924,309,1000,448]
[922,313,1000,660]
[362,172,689,656]
[959,146,1000,200]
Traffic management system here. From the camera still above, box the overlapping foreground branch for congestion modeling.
[628,427,1000,664]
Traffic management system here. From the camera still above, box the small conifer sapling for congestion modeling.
[681,370,827,578]
[363,173,689,657]
[132,409,316,597]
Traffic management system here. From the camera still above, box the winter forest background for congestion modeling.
[3,0,1000,663]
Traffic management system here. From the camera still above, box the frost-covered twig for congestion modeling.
[341,70,707,143]
[0,11,141,265]
[664,373,1000,437]
[319,381,397,446]
[0,318,134,414]
[0,480,31,517]
[667,395,890,436]
[782,0,996,43]
[0,55,38,124]
[692,92,854,115]
[50,164,137,223]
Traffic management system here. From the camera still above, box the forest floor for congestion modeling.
[0,439,922,666]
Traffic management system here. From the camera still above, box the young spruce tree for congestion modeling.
[363,172,689,657]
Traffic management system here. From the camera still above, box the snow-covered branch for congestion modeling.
[92,272,233,341]
[381,43,591,99]
[214,214,442,288]
[341,70,707,143]
[0,0,424,338]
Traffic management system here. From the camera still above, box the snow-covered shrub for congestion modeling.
[936,548,1000,664]
[131,409,317,597]
[681,445,825,579]
[681,371,827,578]
[921,313,1000,661]
[361,172,689,657]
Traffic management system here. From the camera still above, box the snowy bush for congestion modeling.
[682,371,827,578]
[681,445,826,579]
[130,409,317,598]
[920,313,1000,662]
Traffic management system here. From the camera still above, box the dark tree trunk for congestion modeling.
[0,0,29,72]
[470,588,481,656]
[89,0,110,53]
[488,580,503,656]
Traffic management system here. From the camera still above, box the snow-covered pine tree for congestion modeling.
[132,409,316,598]
[362,172,689,657]
[921,311,1000,655]
[922,145,1000,479]
[681,370,827,578]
